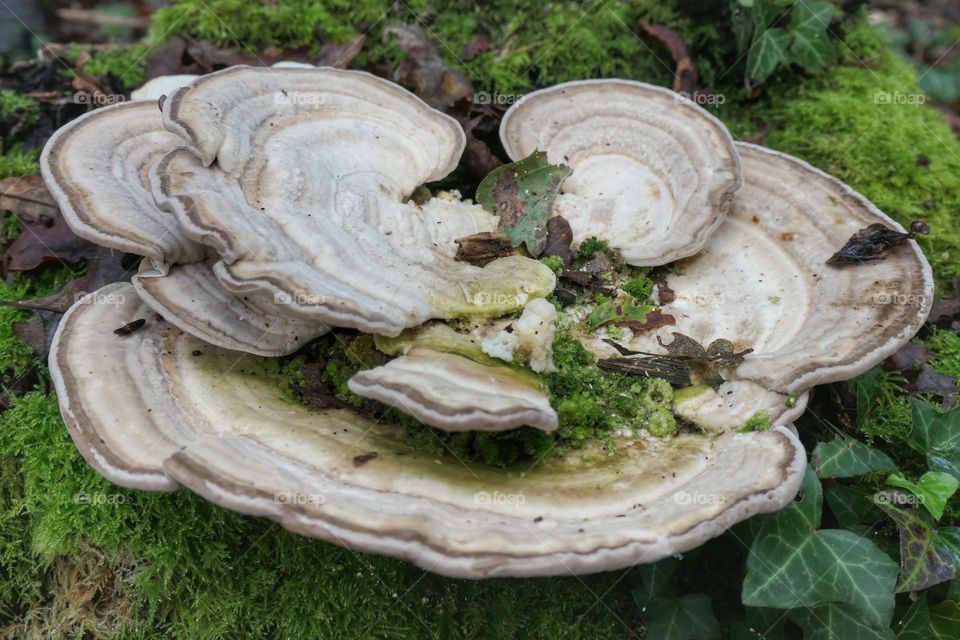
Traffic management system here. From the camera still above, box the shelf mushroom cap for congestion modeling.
[40,66,556,352]
[50,283,807,578]
[499,79,742,266]
[619,142,934,400]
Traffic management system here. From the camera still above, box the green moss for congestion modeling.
[923,329,960,382]
[720,18,960,283]
[149,0,674,94]
[737,410,772,433]
[547,331,676,442]
[622,275,654,302]
[0,392,636,638]
[539,255,564,277]
[0,90,39,126]
[576,236,612,263]
[78,45,149,90]
[0,147,39,179]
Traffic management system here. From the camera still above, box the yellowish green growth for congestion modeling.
[737,410,772,433]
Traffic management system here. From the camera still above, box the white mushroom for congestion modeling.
[627,143,933,397]
[39,100,329,356]
[500,80,742,265]
[50,283,807,577]
[348,347,558,432]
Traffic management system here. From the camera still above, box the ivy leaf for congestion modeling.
[634,556,680,605]
[789,0,835,73]
[813,436,897,478]
[747,27,790,84]
[896,596,960,639]
[643,594,720,640]
[790,604,895,640]
[730,607,786,640]
[851,368,883,429]
[742,468,898,627]
[875,498,960,592]
[907,400,960,481]
[825,485,880,529]
[475,150,571,256]
[886,472,959,521]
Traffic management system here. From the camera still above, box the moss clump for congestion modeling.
[575,236,613,263]
[737,410,772,433]
[0,89,39,126]
[547,331,676,444]
[76,45,149,90]
[622,275,654,302]
[0,147,39,179]
[923,329,960,382]
[539,254,564,277]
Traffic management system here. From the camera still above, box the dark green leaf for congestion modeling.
[875,499,960,592]
[475,150,571,256]
[886,472,959,521]
[896,597,960,639]
[789,0,835,72]
[747,27,790,83]
[814,436,897,478]
[730,607,787,640]
[742,468,898,626]
[851,368,883,429]
[644,593,720,640]
[825,485,880,528]
[790,604,895,640]
[908,400,960,481]
[634,556,680,606]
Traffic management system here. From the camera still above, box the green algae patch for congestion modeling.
[737,410,773,433]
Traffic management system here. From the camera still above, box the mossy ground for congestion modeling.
[1,2,960,637]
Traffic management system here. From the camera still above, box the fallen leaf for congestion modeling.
[912,365,959,410]
[1,176,97,273]
[588,298,657,330]
[542,216,574,266]
[383,24,472,109]
[616,309,676,332]
[826,221,929,265]
[475,151,572,256]
[597,356,692,386]
[3,248,130,357]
